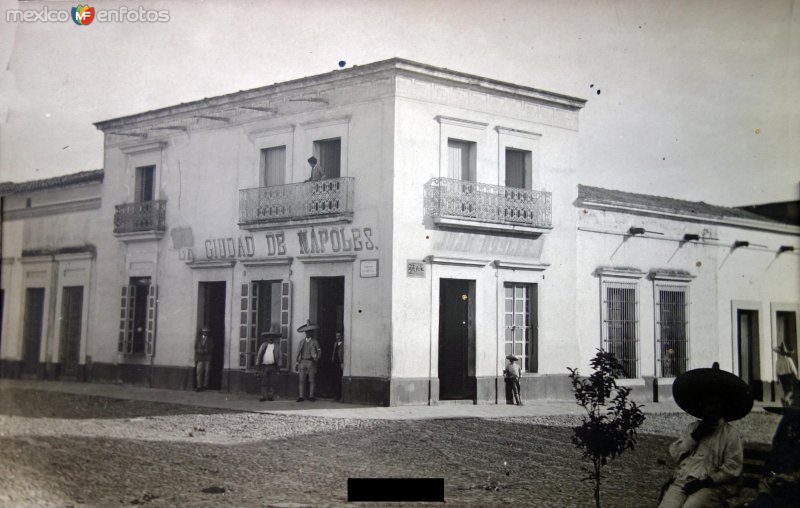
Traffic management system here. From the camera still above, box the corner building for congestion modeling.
[2,59,797,406]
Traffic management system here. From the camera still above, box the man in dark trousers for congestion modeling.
[194,326,213,391]
[331,332,345,401]
[295,320,321,402]
[256,328,281,401]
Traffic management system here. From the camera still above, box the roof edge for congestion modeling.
[94,58,586,131]
[0,169,104,196]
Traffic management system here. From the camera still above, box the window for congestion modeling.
[240,280,291,370]
[135,165,155,202]
[313,138,341,179]
[601,281,638,378]
[118,277,157,356]
[656,285,689,377]
[504,283,538,373]
[261,146,286,187]
[505,148,531,189]
[447,138,476,181]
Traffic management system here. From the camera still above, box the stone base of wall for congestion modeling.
[1,364,778,407]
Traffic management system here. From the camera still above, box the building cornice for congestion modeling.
[580,199,800,237]
[94,58,586,132]
[4,197,101,220]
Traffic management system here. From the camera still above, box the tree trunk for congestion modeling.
[594,460,602,508]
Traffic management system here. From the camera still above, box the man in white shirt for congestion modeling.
[774,343,798,407]
[659,364,753,508]
[256,329,281,401]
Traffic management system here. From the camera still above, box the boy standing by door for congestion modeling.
[332,332,345,401]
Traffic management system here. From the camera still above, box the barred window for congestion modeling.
[601,281,639,378]
[656,285,689,377]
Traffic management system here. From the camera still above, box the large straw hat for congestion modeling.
[773,343,794,356]
[297,320,319,333]
[260,326,282,339]
[506,354,518,362]
[672,363,754,421]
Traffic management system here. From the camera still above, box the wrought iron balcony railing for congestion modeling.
[239,177,355,226]
[424,177,552,230]
[114,200,167,234]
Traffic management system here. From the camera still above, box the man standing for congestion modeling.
[774,343,798,407]
[296,320,321,402]
[331,332,345,401]
[194,326,213,392]
[256,329,281,401]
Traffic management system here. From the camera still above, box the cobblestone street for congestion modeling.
[0,382,781,507]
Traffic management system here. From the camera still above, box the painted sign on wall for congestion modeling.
[197,227,377,261]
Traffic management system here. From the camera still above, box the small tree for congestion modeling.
[567,349,646,508]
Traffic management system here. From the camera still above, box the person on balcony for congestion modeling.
[305,156,327,182]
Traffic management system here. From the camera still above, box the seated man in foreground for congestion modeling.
[659,363,754,508]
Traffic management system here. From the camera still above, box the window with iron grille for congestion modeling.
[504,283,537,373]
[656,285,689,377]
[601,281,639,378]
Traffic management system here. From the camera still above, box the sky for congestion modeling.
[0,0,797,206]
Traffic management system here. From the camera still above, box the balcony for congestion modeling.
[423,177,552,235]
[113,200,167,240]
[239,177,354,230]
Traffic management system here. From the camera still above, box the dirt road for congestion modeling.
[0,387,779,507]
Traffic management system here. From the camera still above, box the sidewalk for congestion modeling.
[1,378,691,420]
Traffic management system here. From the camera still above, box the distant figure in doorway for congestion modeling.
[331,332,345,401]
[295,320,321,402]
[504,354,523,406]
[194,326,213,392]
[774,343,798,407]
[256,328,281,401]
[658,363,753,508]
[305,156,326,182]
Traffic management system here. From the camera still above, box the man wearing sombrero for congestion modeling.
[256,328,281,402]
[659,363,753,508]
[774,342,798,408]
[295,320,321,402]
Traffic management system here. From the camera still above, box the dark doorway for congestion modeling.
[197,281,226,390]
[310,276,344,399]
[128,277,151,355]
[737,309,762,401]
[22,288,46,377]
[439,279,476,400]
[59,286,84,379]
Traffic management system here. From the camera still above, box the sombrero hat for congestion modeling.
[506,354,518,362]
[672,364,753,421]
[773,343,794,356]
[297,320,319,333]
[260,327,282,339]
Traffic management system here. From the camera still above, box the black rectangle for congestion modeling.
[347,478,444,502]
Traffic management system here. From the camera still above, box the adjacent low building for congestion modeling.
[1,59,798,406]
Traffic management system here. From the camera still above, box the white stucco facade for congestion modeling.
[1,59,797,406]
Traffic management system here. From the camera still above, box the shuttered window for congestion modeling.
[118,279,157,357]
[261,146,286,187]
[313,138,341,179]
[505,148,531,189]
[447,139,475,181]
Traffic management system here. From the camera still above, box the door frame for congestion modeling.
[437,278,476,400]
